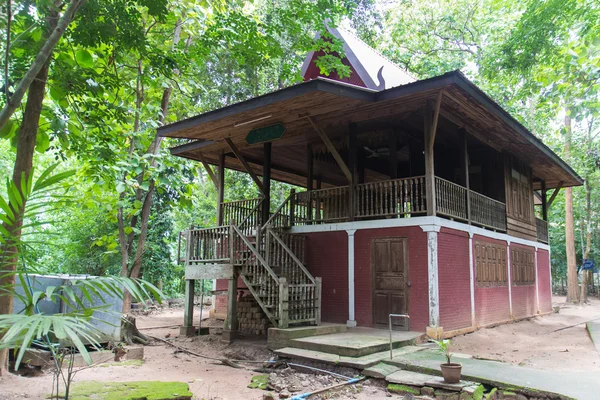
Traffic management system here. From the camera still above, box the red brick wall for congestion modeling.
[214,277,247,316]
[438,228,472,331]
[537,249,552,313]
[354,226,429,331]
[510,243,537,319]
[305,231,349,324]
[473,235,511,326]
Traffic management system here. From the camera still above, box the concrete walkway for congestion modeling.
[387,349,599,400]
[587,321,600,354]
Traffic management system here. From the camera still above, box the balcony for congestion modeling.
[265,176,508,233]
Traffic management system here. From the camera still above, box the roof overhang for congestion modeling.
[159,71,583,189]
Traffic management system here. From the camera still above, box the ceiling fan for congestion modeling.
[364,146,390,158]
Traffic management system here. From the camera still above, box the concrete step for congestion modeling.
[267,323,347,350]
[289,330,422,357]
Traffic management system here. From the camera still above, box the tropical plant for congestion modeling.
[0,164,164,397]
[430,337,453,364]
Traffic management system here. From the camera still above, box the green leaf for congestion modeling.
[124,226,133,235]
[116,182,126,194]
[0,120,18,139]
[75,50,94,68]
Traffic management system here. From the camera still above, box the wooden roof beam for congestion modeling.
[197,152,219,190]
[224,137,265,196]
[547,181,564,209]
[307,117,353,183]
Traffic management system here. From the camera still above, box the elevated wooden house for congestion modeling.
[159,27,582,341]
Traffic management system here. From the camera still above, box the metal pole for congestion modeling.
[388,314,410,360]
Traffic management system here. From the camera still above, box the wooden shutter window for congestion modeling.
[511,247,536,286]
[475,240,507,287]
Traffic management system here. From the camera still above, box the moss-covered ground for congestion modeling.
[61,381,193,400]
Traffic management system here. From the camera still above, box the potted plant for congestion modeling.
[430,338,462,383]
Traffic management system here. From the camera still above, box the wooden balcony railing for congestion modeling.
[536,218,549,244]
[355,176,426,219]
[221,197,263,236]
[471,191,507,231]
[435,177,468,221]
[264,175,509,233]
[187,226,230,265]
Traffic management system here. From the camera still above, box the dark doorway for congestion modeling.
[371,237,409,330]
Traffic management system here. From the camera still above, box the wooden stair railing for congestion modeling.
[230,223,282,327]
[265,226,321,326]
[221,198,263,236]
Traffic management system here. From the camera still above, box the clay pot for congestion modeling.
[440,362,462,383]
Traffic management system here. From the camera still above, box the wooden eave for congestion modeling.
[160,72,583,190]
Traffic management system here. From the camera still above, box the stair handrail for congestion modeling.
[263,192,293,228]
[266,226,315,285]
[230,223,280,283]
[237,197,264,232]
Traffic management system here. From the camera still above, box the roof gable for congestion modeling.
[301,25,415,90]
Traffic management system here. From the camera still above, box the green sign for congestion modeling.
[246,123,286,145]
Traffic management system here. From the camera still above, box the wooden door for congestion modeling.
[371,237,409,330]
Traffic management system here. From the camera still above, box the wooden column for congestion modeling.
[223,223,238,343]
[181,279,195,336]
[541,180,548,221]
[389,131,398,179]
[262,142,272,226]
[461,130,471,223]
[424,103,436,216]
[217,151,225,225]
[424,92,443,216]
[307,144,313,222]
[348,123,358,221]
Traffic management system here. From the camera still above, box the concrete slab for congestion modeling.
[290,330,422,357]
[587,321,600,354]
[385,348,600,399]
[275,345,425,370]
[267,323,347,350]
[386,370,433,386]
[424,377,476,391]
[363,362,400,379]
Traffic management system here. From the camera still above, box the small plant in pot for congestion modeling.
[430,338,462,383]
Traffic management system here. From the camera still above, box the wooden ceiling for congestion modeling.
[161,72,582,190]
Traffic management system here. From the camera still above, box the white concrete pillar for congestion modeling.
[468,232,475,328]
[422,225,440,328]
[534,247,540,313]
[507,241,513,318]
[346,229,357,328]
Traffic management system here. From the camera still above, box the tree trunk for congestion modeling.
[564,111,579,303]
[0,3,62,373]
[120,315,149,345]
[120,19,181,314]
[0,0,85,130]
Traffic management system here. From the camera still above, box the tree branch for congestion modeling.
[0,0,86,130]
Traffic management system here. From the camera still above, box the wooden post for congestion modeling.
[348,123,358,221]
[289,189,296,226]
[424,102,436,216]
[315,277,322,326]
[315,179,322,222]
[461,130,471,223]
[307,144,314,223]
[262,142,272,226]
[389,131,398,179]
[217,151,225,226]
[223,224,238,342]
[541,180,548,221]
[181,279,195,337]
[278,277,289,329]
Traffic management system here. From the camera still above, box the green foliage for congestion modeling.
[430,337,453,364]
[64,380,193,400]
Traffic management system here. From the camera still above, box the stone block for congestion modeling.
[426,326,444,340]
[435,389,460,400]
[22,348,52,367]
[421,387,435,396]
[425,377,475,391]
[387,383,420,395]
[386,370,433,386]
[125,346,144,361]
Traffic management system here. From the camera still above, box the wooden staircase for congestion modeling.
[186,197,321,329]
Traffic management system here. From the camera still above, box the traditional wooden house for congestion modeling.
[159,27,582,342]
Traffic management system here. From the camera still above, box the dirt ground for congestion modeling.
[451,296,600,372]
[1,296,599,399]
